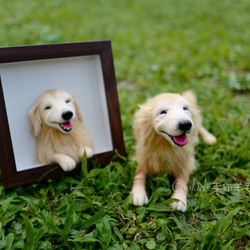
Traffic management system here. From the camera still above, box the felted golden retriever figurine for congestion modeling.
[29,89,94,171]
[131,91,216,212]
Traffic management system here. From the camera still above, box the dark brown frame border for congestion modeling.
[0,41,125,189]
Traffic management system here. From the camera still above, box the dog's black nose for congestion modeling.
[178,120,192,131]
[62,111,73,121]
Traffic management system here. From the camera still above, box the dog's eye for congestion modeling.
[160,110,167,115]
[183,107,189,111]
[44,106,51,110]
[66,99,71,104]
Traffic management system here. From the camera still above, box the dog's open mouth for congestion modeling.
[172,134,188,146]
[58,121,72,133]
[161,131,188,146]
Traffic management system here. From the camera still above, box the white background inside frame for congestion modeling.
[0,55,113,172]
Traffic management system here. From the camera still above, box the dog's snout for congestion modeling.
[62,111,73,121]
[178,120,192,131]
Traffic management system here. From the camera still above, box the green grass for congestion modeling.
[1,0,250,249]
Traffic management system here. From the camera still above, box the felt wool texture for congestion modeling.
[131,91,216,212]
[29,89,94,171]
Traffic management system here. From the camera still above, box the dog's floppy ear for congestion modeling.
[29,105,42,137]
[181,90,197,107]
[73,100,83,122]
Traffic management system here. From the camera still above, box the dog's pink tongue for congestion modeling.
[61,121,72,128]
[172,134,188,146]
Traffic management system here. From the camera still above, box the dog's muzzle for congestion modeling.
[58,111,73,133]
[161,120,193,147]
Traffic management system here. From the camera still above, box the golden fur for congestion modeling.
[29,89,94,171]
[131,91,216,212]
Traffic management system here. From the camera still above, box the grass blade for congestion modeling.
[204,208,240,249]
[64,200,75,235]
[96,216,112,246]
[0,197,14,212]
[81,209,105,230]
[19,196,40,213]
[81,151,88,177]
[46,220,63,236]
[5,233,14,250]
[35,225,48,242]
[21,214,35,250]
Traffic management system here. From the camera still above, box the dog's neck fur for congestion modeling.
[135,124,198,179]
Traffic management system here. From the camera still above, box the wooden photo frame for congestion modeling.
[0,41,125,189]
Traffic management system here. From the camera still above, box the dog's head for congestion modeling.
[135,93,194,147]
[29,89,83,137]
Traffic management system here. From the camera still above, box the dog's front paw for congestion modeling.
[170,192,187,212]
[59,156,77,172]
[170,200,187,212]
[131,185,148,206]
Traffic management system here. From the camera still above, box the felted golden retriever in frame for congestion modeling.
[29,89,94,171]
[131,91,216,212]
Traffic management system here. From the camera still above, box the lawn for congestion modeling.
[0,0,250,249]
